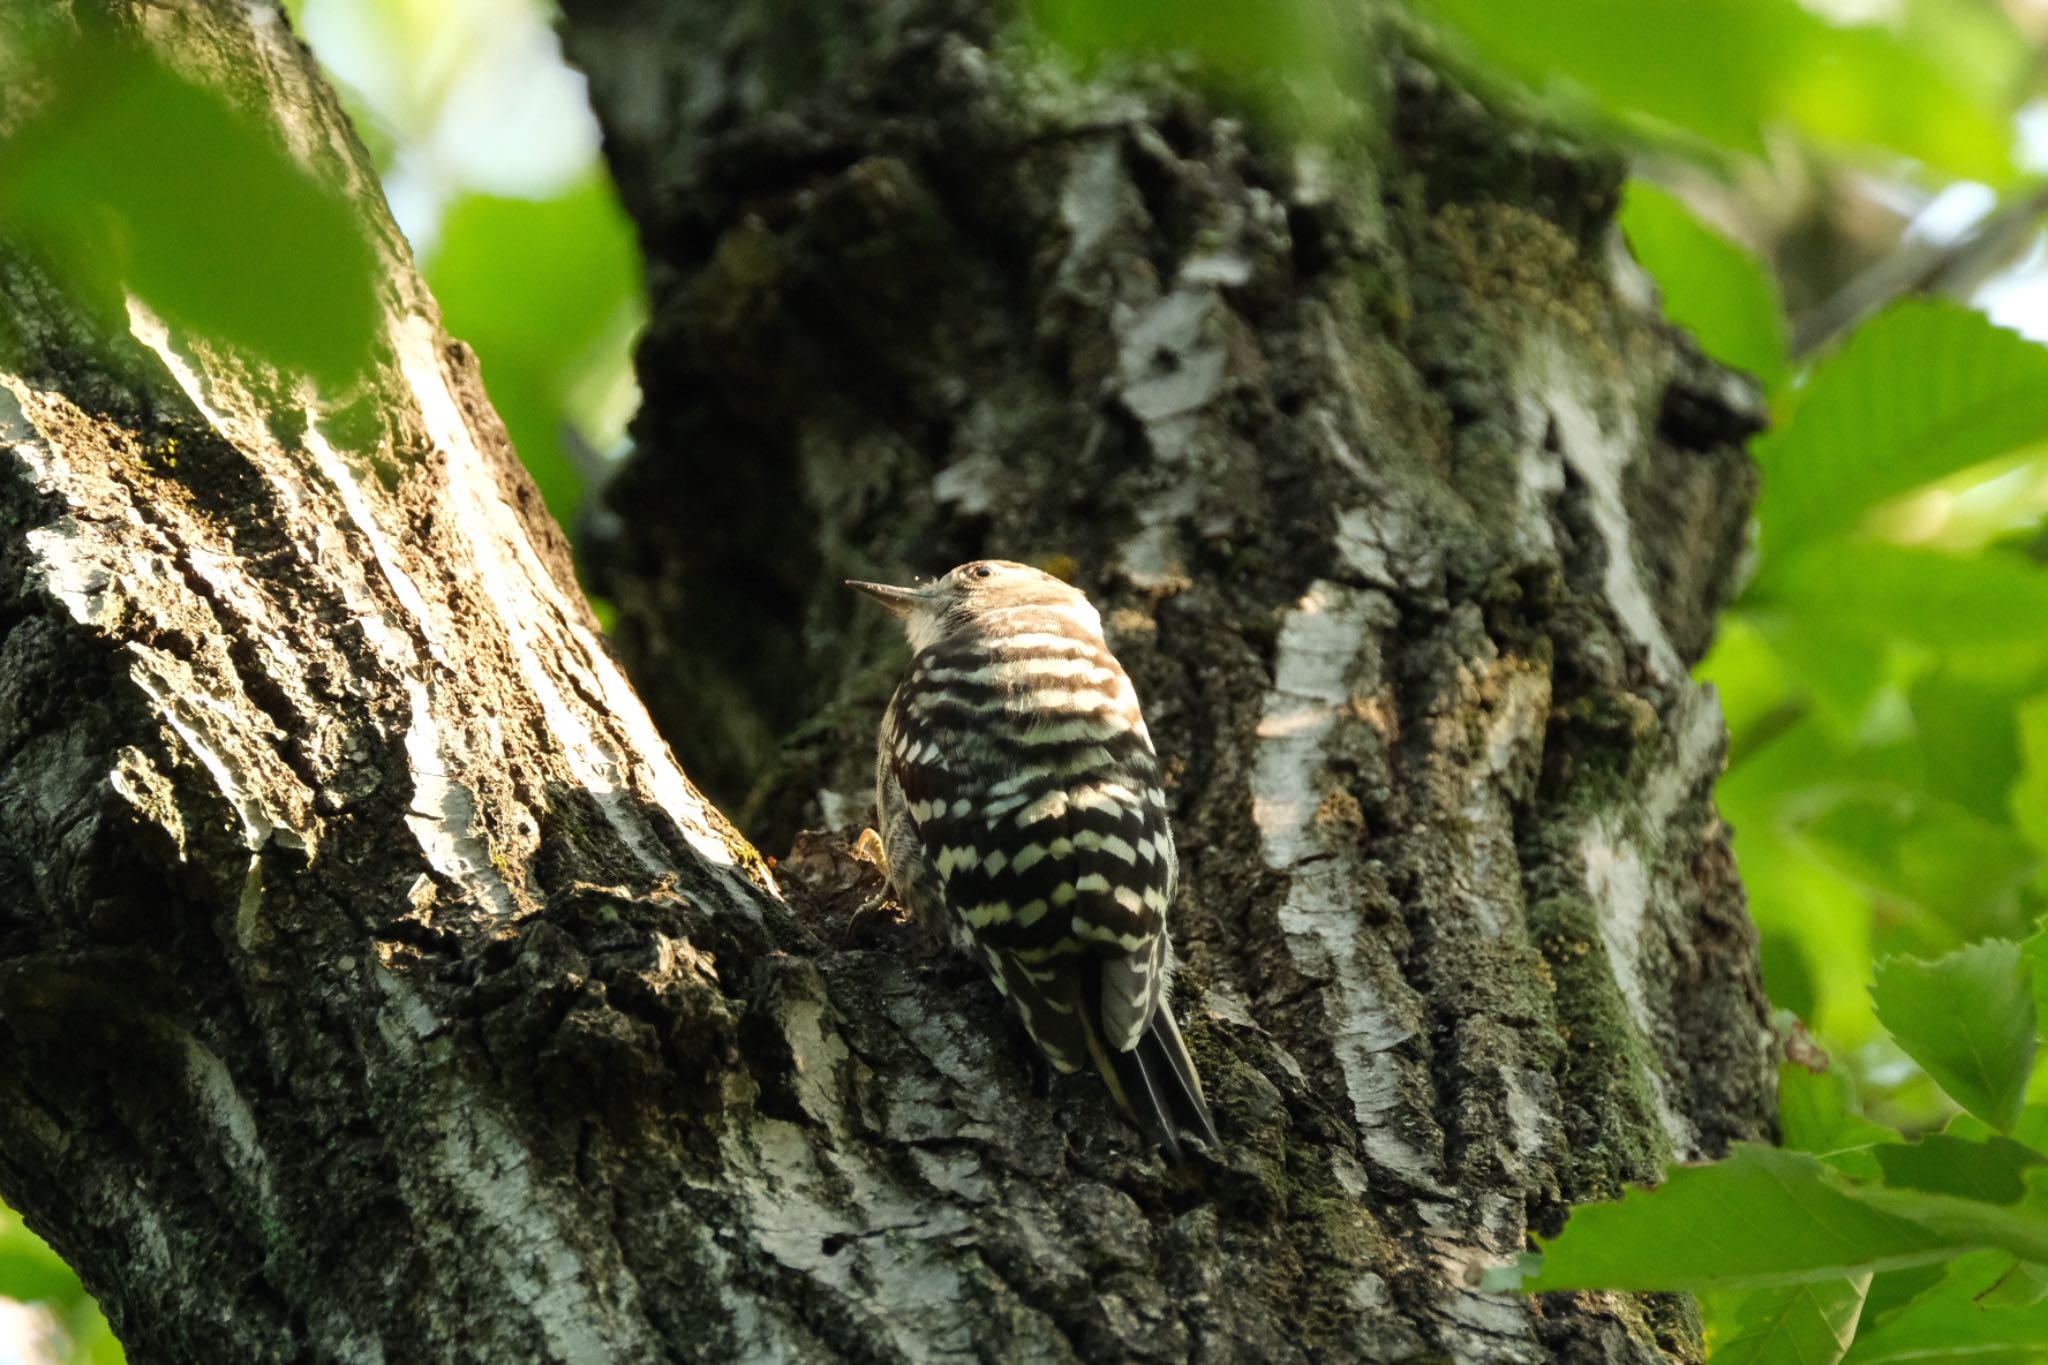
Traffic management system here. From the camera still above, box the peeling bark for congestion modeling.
[0,2,1773,1363]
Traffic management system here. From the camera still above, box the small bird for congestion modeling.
[849,559,1219,1161]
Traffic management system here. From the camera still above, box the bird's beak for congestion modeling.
[846,579,924,618]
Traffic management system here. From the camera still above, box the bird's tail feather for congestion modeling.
[1142,1003,1220,1152]
[1083,985,1219,1164]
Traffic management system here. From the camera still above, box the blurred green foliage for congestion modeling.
[1027,0,1357,134]
[0,39,382,386]
[1421,0,2018,181]
[296,0,645,527]
[424,176,643,522]
[1029,0,1340,88]
[0,1209,120,1364]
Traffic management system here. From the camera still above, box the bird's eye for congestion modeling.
[972,565,993,580]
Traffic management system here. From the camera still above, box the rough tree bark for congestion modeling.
[563,0,1776,1359]
[0,4,1773,1365]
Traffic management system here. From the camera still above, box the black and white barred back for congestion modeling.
[864,561,1218,1160]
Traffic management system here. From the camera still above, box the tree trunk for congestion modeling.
[563,0,1776,1359]
[0,3,1774,1364]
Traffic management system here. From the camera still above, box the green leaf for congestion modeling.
[1844,1250,2048,1363]
[1978,1258,2048,1311]
[2027,936,2048,1042]
[1484,1145,1950,1292]
[1424,0,1789,154]
[1854,1169,2048,1264]
[1748,543,2048,656]
[0,40,380,386]
[1898,0,2033,104]
[2012,704,2048,862]
[1620,182,1786,389]
[1775,18,2019,183]
[1493,1148,2048,1307]
[1418,0,2014,179]
[1872,941,2036,1131]
[2022,1107,2048,1155]
[1913,670,2027,826]
[427,178,645,526]
[1778,1063,1899,1160]
[1700,1276,1868,1365]
[1857,1262,1947,1328]
[1753,301,2048,562]
[1873,1134,2045,1204]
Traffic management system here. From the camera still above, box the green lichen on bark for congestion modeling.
[1524,892,1674,1201]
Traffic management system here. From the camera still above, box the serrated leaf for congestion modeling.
[1872,941,2036,1131]
[1701,1276,1868,1365]
[1754,301,2048,561]
[1489,1147,2048,1298]
[1620,182,1787,389]
[1483,1145,1949,1292]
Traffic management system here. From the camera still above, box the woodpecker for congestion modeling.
[849,559,1220,1161]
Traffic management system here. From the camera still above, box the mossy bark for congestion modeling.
[0,1,1773,1362]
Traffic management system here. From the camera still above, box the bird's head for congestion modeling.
[847,560,1097,652]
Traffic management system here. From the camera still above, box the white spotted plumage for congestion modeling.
[851,559,1219,1162]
